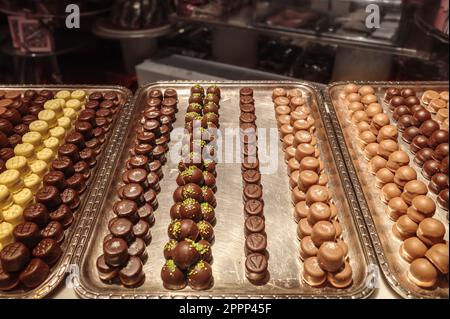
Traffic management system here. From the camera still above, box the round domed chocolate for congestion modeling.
[433,143,449,161]
[397,115,418,132]
[384,87,400,101]
[401,88,416,98]
[438,188,449,210]
[428,130,448,149]
[405,95,420,107]
[413,109,432,124]
[393,105,411,121]
[390,96,405,108]
[402,126,420,144]
[172,240,200,270]
[411,135,429,153]
[441,156,449,174]
[419,120,440,137]
[429,173,449,194]
[414,148,434,167]
[422,160,441,179]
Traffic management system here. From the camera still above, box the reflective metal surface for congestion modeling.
[325,81,449,299]
[74,81,376,299]
[0,85,132,299]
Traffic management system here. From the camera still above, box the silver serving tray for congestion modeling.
[73,81,376,299]
[324,81,449,299]
[0,85,133,299]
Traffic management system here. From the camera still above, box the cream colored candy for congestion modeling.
[22,131,43,149]
[29,120,49,138]
[0,222,14,247]
[50,126,66,141]
[44,99,64,118]
[2,204,23,226]
[55,90,71,101]
[38,109,57,128]
[66,99,82,111]
[57,116,72,130]
[43,137,60,151]
[36,148,54,163]
[55,98,66,108]
[0,185,13,210]
[71,90,86,101]
[14,143,35,160]
[13,188,33,207]
[63,108,77,121]
[5,156,29,176]
[23,174,42,194]
[0,169,23,193]
[30,160,48,177]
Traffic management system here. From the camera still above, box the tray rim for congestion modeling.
[0,84,133,299]
[72,80,377,299]
[323,80,449,299]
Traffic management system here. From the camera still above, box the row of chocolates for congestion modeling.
[342,84,448,289]
[238,87,269,285]
[273,88,353,288]
[383,87,448,211]
[0,89,120,291]
[96,88,178,287]
[161,84,221,291]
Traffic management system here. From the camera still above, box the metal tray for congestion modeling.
[0,85,133,299]
[73,81,377,299]
[324,81,449,299]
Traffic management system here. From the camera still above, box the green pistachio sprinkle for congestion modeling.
[186,112,199,118]
[191,241,209,255]
[183,198,197,206]
[190,103,202,110]
[197,221,209,233]
[165,240,177,251]
[188,260,206,276]
[166,259,177,272]
[201,202,212,212]
[181,167,194,177]
[171,221,181,236]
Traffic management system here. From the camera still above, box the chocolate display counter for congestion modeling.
[0,81,448,299]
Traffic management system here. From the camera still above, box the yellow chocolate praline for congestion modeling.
[57,116,72,129]
[29,120,49,138]
[0,185,13,210]
[23,174,41,194]
[22,132,43,149]
[44,100,64,118]
[5,156,29,176]
[55,90,71,101]
[14,143,35,160]
[0,169,23,193]
[13,188,33,207]
[63,108,77,120]
[29,160,48,177]
[54,98,66,108]
[66,99,81,111]
[0,222,14,248]
[2,204,23,226]
[50,126,66,140]
[43,137,60,151]
[71,90,86,101]
[36,148,54,163]
[38,109,57,128]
